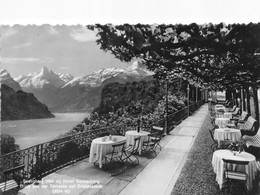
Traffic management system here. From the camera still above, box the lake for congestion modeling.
[1,113,89,149]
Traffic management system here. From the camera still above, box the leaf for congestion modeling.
[133,28,145,50]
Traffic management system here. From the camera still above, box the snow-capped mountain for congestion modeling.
[15,67,74,89]
[14,61,153,112]
[63,61,153,88]
[0,69,21,91]
[57,73,74,83]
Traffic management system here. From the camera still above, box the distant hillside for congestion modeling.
[94,80,164,116]
[1,84,55,121]
[94,79,188,117]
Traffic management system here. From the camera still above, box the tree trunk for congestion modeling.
[245,86,251,115]
[233,90,238,106]
[242,87,246,111]
[192,86,195,102]
[226,88,231,103]
[240,88,243,111]
[196,87,198,102]
[252,85,259,122]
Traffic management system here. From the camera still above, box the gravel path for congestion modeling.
[171,113,224,195]
[171,112,260,195]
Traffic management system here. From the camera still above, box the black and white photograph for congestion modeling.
[1,0,260,194]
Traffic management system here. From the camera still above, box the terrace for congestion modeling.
[16,103,207,195]
[0,101,202,194]
[1,98,260,195]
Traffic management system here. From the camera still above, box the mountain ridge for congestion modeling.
[0,69,22,91]
[1,84,55,121]
[12,61,154,112]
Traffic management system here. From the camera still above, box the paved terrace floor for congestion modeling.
[18,104,208,195]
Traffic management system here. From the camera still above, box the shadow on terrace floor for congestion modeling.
[18,148,164,195]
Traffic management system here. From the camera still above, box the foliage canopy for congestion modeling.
[88,23,260,90]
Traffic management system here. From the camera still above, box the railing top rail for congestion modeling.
[0,124,126,158]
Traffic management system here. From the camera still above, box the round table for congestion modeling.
[125,131,149,154]
[212,149,257,191]
[215,104,226,113]
[215,118,230,128]
[89,135,126,168]
[214,128,241,146]
[224,112,233,119]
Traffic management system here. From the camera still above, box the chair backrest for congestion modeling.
[111,141,126,156]
[151,126,164,138]
[233,107,240,115]
[240,116,259,136]
[231,106,237,112]
[132,137,141,153]
[222,158,249,180]
[210,117,217,128]
[240,111,249,121]
[112,141,126,149]
[222,158,249,166]
[248,116,259,134]
[147,132,158,142]
[247,116,256,125]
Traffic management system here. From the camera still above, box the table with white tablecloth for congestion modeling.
[89,135,126,168]
[125,130,149,154]
[223,112,233,119]
[212,149,257,191]
[214,128,241,146]
[215,118,230,128]
[215,104,226,113]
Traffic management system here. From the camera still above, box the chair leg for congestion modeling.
[154,143,161,151]
[123,154,134,164]
[133,154,139,165]
[151,148,157,158]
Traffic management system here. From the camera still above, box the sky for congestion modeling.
[0,0,260,78]
[0,25,132,78]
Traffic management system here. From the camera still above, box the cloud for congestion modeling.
[13,42,32,49]
[39,57,55,64]
[59,66,69,70]
[2,57,40,64]
[71,27,97,42]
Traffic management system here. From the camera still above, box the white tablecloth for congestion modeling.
[89,135,126,168]
[125,130,149,154]
[215,104,226,113]
[212,150,257,191]
[224,112,233,119]
[215,118,230,128]
[214,128,241,146]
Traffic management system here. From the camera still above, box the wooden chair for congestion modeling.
[232,111,249,123]
[227,105,237,113]
[105,141,126,168]
[210,116,218,129]
[151,126,164,150]
[209,128,232,151]
[123,137,141,165]
[239,116,259,136]
[231,107,241,118]
[142,133,158,158]
[222,159,249,194]
[209,128,219,151]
